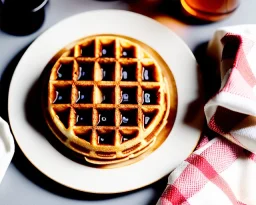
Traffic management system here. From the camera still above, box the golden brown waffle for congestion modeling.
[43,35,173,165]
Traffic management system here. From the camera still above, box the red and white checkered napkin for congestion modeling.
[157,25,256,205]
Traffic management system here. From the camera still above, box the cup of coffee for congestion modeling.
[0,0,49,35]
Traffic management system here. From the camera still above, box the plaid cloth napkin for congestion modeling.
[157,25,256,205]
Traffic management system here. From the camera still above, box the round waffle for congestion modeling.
[43,34,175,165]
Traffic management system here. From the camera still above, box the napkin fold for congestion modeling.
[157,25,256,205]
[0,117,15,184]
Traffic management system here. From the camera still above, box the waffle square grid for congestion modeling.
[47,36,167,163]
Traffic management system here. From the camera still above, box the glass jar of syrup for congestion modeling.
[180,0,240,21]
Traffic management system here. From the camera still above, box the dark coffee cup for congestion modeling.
[0,0,49,35]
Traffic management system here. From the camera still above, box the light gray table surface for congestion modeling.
[0,0,256,205]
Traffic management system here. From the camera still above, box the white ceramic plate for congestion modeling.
[8,10,204,193]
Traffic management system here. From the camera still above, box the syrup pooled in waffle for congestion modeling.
[45,35,170,165]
